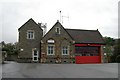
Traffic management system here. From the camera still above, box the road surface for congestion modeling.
[1,62,118,78]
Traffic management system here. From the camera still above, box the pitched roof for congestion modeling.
[65,29,105,44]
[42,20,74,40]
[18,18,42,31]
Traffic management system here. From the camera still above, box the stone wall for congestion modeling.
[41,21,75,63]
[18,19,43,62]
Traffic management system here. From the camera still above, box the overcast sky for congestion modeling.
[0,0,119,43]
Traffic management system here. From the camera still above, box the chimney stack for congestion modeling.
[38,23,47,36]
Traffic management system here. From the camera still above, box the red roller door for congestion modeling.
[75,56,101,64]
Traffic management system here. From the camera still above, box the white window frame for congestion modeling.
[62,46,69,55]
[55,27,60,34]
[27,30,35,39]
[47,45,55,55]
[32,48,39,61]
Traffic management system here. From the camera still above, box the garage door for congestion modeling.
[75,46,101,64]
[75,56,101,64]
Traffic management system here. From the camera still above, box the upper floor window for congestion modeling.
[55,27,60,34]
[27,30,34,39]
[62,46,69,55]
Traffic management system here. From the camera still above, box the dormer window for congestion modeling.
[27,30,34,39]
[55,27,60,34]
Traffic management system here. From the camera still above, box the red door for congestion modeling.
[75,56,101,64]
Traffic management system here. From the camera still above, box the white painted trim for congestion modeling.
[47,40,55,43]
[32,48,39,61]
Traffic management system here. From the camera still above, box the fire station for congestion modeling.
[18,19,105,64]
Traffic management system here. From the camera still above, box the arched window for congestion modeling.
[47,39,55,55]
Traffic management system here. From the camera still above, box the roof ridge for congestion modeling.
[18,18,43,31]
[65,28,97,31]
[42,20,74,40]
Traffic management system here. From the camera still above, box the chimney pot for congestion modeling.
[57,20,59,22]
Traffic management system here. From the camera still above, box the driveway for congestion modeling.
[1,62,118,78]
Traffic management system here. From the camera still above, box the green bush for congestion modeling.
[116,55,120,63]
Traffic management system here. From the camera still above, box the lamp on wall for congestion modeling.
[88,44,90,46]
[20,49,24,51]
[104,53,107,56]
[73,41,75,44]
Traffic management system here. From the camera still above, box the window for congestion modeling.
[33,57,37,61]
[55,27,60,34]
[27,30,34,39]
[75,46,99,56]
[62,46,69,55]
[47,45,54,55]
[34,50,37,56]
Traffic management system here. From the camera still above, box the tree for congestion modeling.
[2,42,19,55]
[104,37,115,46]
[111,39,120,63]
[103,37,115,62]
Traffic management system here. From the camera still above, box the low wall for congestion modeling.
[6,55,17,61]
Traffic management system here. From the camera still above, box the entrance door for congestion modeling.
[32,49,39,61]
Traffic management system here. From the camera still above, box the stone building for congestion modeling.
[18,18,43,62]
[66,29,105,63]
[41,20,75,63]
[18,18,104,63]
